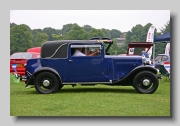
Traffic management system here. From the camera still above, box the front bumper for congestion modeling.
[21,75,27,82]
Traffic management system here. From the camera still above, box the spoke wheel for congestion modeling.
[34,72,59,94]
[133,71,159,94]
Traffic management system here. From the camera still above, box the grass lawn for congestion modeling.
[10,78,170,116]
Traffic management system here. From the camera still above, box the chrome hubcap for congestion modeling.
[143,79,150,86]
[43,80,50,87]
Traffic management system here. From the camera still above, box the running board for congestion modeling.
[62,82,113,85]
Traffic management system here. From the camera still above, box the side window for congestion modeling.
[71,44,101,57]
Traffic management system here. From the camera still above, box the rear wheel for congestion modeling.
[34,72,59,94]
[133,71,159,94]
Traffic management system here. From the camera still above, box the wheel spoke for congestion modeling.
[34,72,59,94]
[133,71,159,94]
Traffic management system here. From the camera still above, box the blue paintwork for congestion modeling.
[104,55,142,81]
[26,58,41,74]
[68,57,107,82]
[25,42,143,84]
[40,59,69,82]
[67,43,109,82]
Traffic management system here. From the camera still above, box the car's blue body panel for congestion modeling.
[109,55,142,81]
[26,54,143,84]
[26,58,41,74]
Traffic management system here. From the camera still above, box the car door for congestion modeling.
[68,44,106,82]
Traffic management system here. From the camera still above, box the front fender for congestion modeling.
[129,65,158,75]
[113,65,158,85]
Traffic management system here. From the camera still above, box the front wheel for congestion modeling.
[133,71,159,94]
[34,72,59,94]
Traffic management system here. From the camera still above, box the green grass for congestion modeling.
[10,78,170,116]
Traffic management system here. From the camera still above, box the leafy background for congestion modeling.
[10,21,170,57]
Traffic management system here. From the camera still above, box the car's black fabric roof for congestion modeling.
[41,40,103,58]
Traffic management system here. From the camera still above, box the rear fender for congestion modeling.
[26,67,62,85]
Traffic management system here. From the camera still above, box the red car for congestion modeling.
[27,47,41,53]
[119,42,153,56]
[10,52,40,78]
[119,42,153,65]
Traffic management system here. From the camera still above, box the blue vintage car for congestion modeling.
[23,38,161,94]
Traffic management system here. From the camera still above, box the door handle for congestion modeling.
[69,60,73,62]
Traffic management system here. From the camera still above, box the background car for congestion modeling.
[154,54,170,69]
[119,42,153,65]
[27,47,41,53]
[10,52,40,78]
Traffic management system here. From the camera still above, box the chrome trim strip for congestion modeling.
[62,82,112,84]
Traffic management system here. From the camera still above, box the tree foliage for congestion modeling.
[89,28,104,39]
[123,21,170,57]
[52,34,61,40]
[108,39,126,55]
[43,27,58,41]
[10,24,33,54]
[62,23,77,36]
[10,20,170,56]
[32,29,43,46]
[35,32,49,46]
[83,25,92,32]
[68,24,88,40]
[10,23,16,28]
[111,29,121,39]
[160,20,170,33]
[102,28,111,38]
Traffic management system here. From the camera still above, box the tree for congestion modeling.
[83,25,92,32]
[108,39,126,55]
[10,23,16,28]
[52,34,61,40]
[56,29,62,36]
[102,28,111,38]
[130,24,144,41]
[43,27,58,41]
[122,24,144,53]
[124,23,161,46]
[159,20,170,33]
[59,36,69,40]
[68,24,88,40]
[32,29,43,46]
[110,29,121,39]
[62,23,77,36]
[35,32,49,46]
[89,28,104,39]
[10,24,33,54]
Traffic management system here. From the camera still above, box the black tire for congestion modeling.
[34,72,59,94]
[133,71,159,94]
